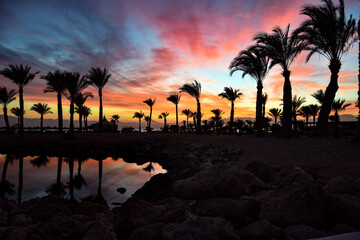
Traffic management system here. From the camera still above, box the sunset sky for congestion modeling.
[0,0,359,125]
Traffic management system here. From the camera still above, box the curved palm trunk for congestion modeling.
[196,100,201,134]
[68,158,74,201]
[17,156,23,204]
[19,87,24,136]
[97,159,103,196]
[163,117,167,130]
[230,101,234,135]
[69,100,75,137]
[282,71,292,138]
[255,81,264,136]
[40,114,44,132]
[138,118,141,132]
[57,92,63,133]
[56,157,62,185]
[316,60,341,136]
[99,89,103,132]
[3,106,11,138]
[149,106,153,131]
[79,113,83,133]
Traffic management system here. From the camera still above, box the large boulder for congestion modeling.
[283,225,326,240]
[82,220,117,240]
[238,219,281,240]
[245,161,276,183]
[43,215,80,240]
[326,194,360,228]
[324,177,360,197]
[157,198,191,223]
[172,164,268,200]
[260,168,324,228]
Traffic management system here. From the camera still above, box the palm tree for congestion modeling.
[65,157,75,201]
[181,109,192,129]
[63,71,89,137]
[158,112,169,131]
[210,109,225,135]
[144,115,151,129]
[10,107,24,130]
[111,114,120,131]
[332,98,351,137]
[230,46,270,136]
[133,111,145,132]
[297,0,357,135]
[309,104,321,124]
[299,105,312,126]
[268,108,282,124]
[0,155,15,198]
[254,25,307,138]
[291,95,306,133]
[87,67,111,132]
[143,98,156,131]
[74,92,93,132]
[179,80,202,134]
[73,158,88,190]
[311,89,326,105]
[0,64,39,136]
[0,87,16,137]
[167,94,181,129]
[82,106,92,131]
[42,70,66,133]
[218,87,242,134]
[17,156,24,204]
[30,103,53,132]
[46,157,66,198]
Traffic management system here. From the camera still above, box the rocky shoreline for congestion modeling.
[0,137,359,239]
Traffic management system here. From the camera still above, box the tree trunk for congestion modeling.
[79,113,83,133]
[164,117,167,130]
[68,158,74,201]
[3,106,11,138]
[56,157,62,185]
[57,92,63,133]
[139,118,141,132]
[149,106,152,131]
[175,104,178,127]
[255,81,264,136]
[69,100,75,137]
[17,117,20,131]
[17,156,23,204]
[97,159,103,196]
[2,155,10,181]
[84,117,88,131]
[316,59,341,136]
[313,115,316,125]
[196,100,201,134]
[19,87,24,136]
[40,114,43,132]
[99,89,103,132]
[282,70,292,138]
[274,116,277,124]
[230,101,234,135]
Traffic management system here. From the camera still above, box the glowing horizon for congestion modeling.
[0,0,359,125]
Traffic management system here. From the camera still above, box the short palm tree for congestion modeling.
[73,158,88,190]
[218,87,242,134]
[111,114,120,131]
[298,105,312,126]
[87,67,111,132]
[268,108,282,124]
[291,95,306,133]
[297,0,357,135]
[10,107,24,131]
[311,89,326,105]
[74,92,93,132]
[144,115,151,129]
[181,109,192,129]
[167,94,181,128]
[133,111,145,132]
[230,45,270,136]
[0,64,39,136]
[0,87,16,137]
[210,108,225,135]
[158,112,169,131]
[63,71,89,137]
[179,80,202,134]
[332,98,351,137]
[309,104,321,124]
[143,98,156,131]
[42,70,66,133]
[82,106,92,131]
[30,103,53,132]
[254,25,307,137]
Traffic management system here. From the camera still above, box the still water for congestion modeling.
[0,155,166,207]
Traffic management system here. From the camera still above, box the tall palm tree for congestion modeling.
[254,25,307,138]
[181,109,192,129]
[218,87,243,134]
[74,92,93,132]
[167,94,181,129]
[0,64,39,136]
[87,67,111,132]
[42,70,66,133]
[291,95,306,133]
[311,89,326,105]
[82,106,92,131]
[210,108,225,135]
[30,103,53,132]
[63,71,89,137]
[133,111,145,132]
[299,105,312,126]
[309,104,321,124]
[0,87,16,137]
[332,98,351,137]
[268,108,282,124]
[143,98,156,131]
[179,80,202,134]
[297,0,357,135]
[158,112,169,131]
[230,46,270,136]
[10,107,24,131]
[111,114,120,131]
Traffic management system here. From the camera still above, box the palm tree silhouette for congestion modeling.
[0,155,15,198]
[143,98,156,131]
[0,64,39,136]
[63,71,89,137]
[17,156,24,204]
[30,103,53,132]
[158,112,169,131]
[42,70,66,133]
[311,90,325,105]
[30,155,50,167]
[297,0,356,135]
[95,157,107,207]
[230,46,270,136]
[179,80,202,134]
[46,157,66,198]
[0,87,16,137]
[10,107,24,131]
[111,114,120,131]
[268,108,282,124]
[73,158,88,190]
[291,95,306,133]
[332,98,351,137]
[299,105,312,126]
[144,115,151,129]
[74,92,93,133]
[181,109,192,130]
[133,111,145,132]
[87,67,111,132]
[82,106,92,131]
[211,109,225,135]
[309,104,320,124]
[218,87,242,135]
[167,94,181,129]
[254,25,307,138]
[64,157,75,201]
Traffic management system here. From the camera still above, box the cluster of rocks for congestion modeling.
[0,142,359,239]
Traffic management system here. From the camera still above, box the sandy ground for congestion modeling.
[0,132,359,180]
